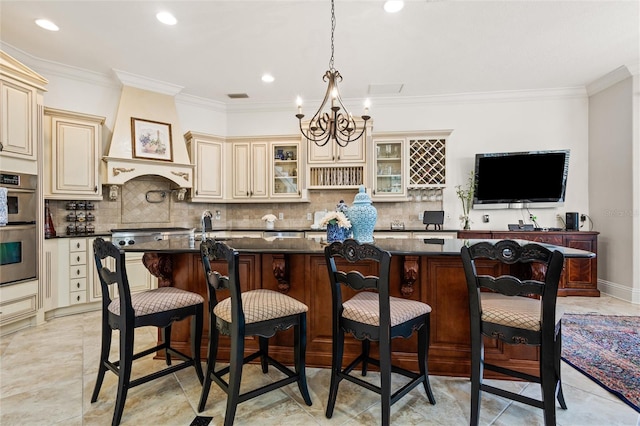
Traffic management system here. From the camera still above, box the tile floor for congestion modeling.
[1,294,639,425]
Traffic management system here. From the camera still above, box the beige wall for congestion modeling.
[589,75,638,303]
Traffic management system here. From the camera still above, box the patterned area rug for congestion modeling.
[562,313,640,413]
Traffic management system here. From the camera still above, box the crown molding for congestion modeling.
[175,93,226,113]
[586,65,634,96]
[1,42,117,89]
[225,87,587,114]
[112,69,183,96]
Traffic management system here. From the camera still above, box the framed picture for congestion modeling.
[131,117,173,161]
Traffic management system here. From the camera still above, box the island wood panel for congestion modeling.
[165,253,261,361]
[162,251,543,378]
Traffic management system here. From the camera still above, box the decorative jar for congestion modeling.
[347,186,377,243]
[326,223,350,243]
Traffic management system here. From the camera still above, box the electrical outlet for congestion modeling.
[278,212,284,220]
[419,212,424,221]
[482,214,490,223]
[307,212,312,221]
[529,213,534,220]
[580,214,586,222]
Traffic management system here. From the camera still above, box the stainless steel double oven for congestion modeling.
[0,171,37,285]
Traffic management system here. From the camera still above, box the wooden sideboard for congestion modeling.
[458,230,599,297]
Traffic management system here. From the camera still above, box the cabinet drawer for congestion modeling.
[69,265,87,279]
[69,278,87,292]
[69,238,87,252]
[69,251,87,265]
[69,291,87,305]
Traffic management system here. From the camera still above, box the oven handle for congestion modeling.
[4,188,36,194]
[0,223,36,230]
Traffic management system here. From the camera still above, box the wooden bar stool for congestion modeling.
[198,239,312,426]
[91,238,204,426]
[461,239,567,426]
[324,239,436,425]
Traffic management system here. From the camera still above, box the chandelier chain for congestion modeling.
[329,0,335,71]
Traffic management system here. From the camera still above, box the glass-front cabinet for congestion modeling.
[372,139,405,198]
[271,141,301,198]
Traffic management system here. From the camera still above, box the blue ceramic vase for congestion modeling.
[326,223,350,243]
[347,186,377,243]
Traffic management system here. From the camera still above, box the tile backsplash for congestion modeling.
[46,176,443,235]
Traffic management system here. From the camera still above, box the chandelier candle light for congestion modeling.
[296,0,371,147]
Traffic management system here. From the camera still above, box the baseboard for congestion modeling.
[598,279,640,304]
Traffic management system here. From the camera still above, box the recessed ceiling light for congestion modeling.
[35,19,59,31]
[156,11,177,25]
[261,74,275,83]
[383,1,404,13]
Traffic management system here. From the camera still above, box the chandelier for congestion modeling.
[296,0,371,148]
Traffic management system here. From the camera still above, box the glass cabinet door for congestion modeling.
[272,142,300,197]
[373,139,405,197]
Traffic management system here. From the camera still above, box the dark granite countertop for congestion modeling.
[117,236,595,258]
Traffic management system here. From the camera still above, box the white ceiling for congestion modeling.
[1,1,638,106]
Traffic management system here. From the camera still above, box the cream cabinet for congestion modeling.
[271,140,302,199]
[307,135,366,164]
[372,139,406,200]
[230,140,268,200]
[68,238,89,305]
[186,131,225,202]
[0,51,47,162]
[43,108,104,200]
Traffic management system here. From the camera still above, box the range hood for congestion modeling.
[102,71,193,188]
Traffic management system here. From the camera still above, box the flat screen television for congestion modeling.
[472,149,570,209]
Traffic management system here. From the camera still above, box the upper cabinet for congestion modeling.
[369,131,450,201]
[271,139,303,199]
[305,120,371,190]
[44,108,105,200]
[307,135,365,164]
[0,51,48,164]
[185,131,224,202]
[230,140,269,200]
[372,139,406,199]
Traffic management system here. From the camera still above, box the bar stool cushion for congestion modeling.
[481,293,564,331]
[213,288,308,324]
[108,287,204,316]
[343,291,432,327]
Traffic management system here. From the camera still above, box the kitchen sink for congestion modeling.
[262,231,305,239]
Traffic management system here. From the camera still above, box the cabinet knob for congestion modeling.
[0,142,3,151]
[76,269,81,276]
[76,242,81,249]
[77,295,81,302]
[76,256,80,262]
[76,282,80,289]
[94,185,98,193]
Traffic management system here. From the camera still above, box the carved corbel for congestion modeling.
[401,255,419,297]
[142,252,173,287]
[272,254,290,294]
[171,171,190,181]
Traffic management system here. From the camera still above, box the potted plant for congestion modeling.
[261,214,277,230]
[456,171,475,230]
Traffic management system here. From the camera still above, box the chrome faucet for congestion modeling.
[201,210,212,239]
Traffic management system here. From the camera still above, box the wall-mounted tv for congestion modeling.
[472,149,570,209]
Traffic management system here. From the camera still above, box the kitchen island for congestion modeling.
[124,237,594,378]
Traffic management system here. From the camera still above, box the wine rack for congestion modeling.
[408,138,446,186]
